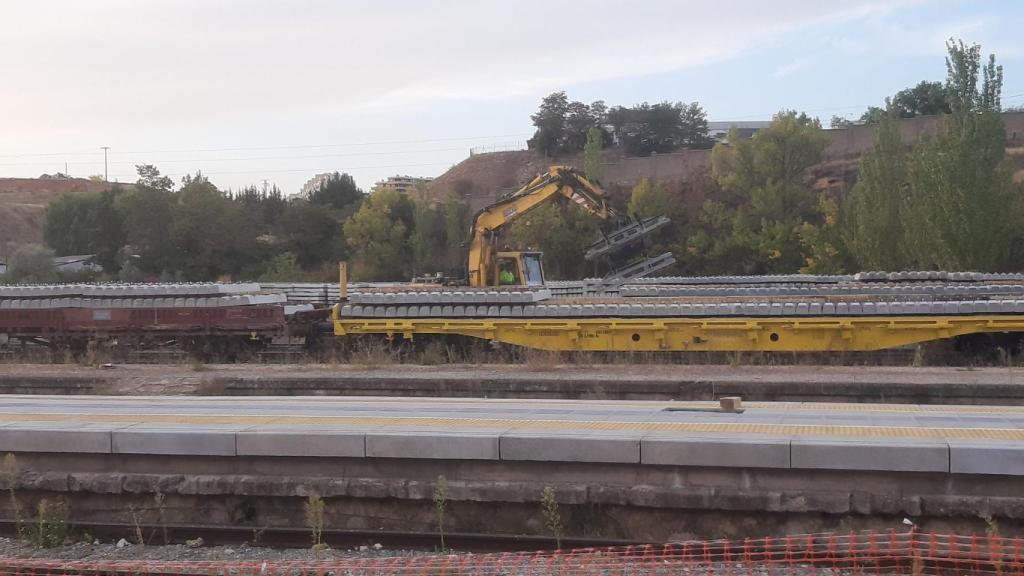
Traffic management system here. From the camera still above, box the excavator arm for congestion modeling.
[466,166,611,287]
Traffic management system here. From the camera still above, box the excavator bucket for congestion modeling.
[585,216,671,261]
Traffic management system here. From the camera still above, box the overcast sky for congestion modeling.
[1,0,1021,194]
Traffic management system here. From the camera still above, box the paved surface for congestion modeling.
[0,395,1022,475]
[4,364,1024,403]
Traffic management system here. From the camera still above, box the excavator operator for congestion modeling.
[498,260,518,285]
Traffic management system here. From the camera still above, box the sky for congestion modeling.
[1,0,1022,195]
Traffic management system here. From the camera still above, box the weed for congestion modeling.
[726,351,743,367]
[522,348,560,370]
[304,493,327,552]
[3,454,22,540]
[540,486,563,549]
[433,475,448,551]
[31,499,70,548]
[911,345,925,367]
[417,340,446,366]
[984,514,1000,538]
[153,490,169,545]
[128,504,145,545]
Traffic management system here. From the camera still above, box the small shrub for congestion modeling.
[154,490,169,544]
[3,454,22,539]
[433,475,448,551]
[31,499,70,548]
[540,486,563,549]
[304,493,327,551]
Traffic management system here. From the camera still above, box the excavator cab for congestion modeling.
[495,251,545,287]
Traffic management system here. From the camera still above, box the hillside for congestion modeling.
[0,178,124,258]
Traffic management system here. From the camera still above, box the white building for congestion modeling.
[707,121,772,142]
[373,175,433,194]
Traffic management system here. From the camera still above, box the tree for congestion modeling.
[528,92,569,156]
[607,101,710,156]
[678,102,712,148]
[860,80,952,124]
[135,164,173,192]
[308,172,364,214]
[343,188,415,280]
[279,199,347,269]
[697,112,830,273]
[583,127,605,182]
[6,244,57,283]
[409,192,445,275]
[890,81,951,118]
[845,114,909,269]
[898,39,1017,271]
[170,172,260,280]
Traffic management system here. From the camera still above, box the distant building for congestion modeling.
[374,175,433,194]
[707,121,772,143]
[300,172,337,197]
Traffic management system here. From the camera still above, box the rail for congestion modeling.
[2,530,1023,576]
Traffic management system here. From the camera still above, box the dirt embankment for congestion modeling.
[0,178,126,258]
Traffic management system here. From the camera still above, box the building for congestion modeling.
[707,121,773,143]
[373,175,433,194]
[300,172,336,197]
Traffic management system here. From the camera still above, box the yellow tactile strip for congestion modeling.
[0,412,1020,441]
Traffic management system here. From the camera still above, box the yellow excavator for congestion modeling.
[465,165,674,288]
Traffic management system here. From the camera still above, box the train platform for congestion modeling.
[1,395,1022,475]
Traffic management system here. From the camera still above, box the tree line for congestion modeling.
[31,168,473,283]
[528,92,712,157]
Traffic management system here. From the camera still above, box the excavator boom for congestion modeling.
[465,165,672,287]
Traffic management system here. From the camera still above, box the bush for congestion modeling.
[6,245,57,283]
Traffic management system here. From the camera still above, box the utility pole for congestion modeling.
[100,146,110,182]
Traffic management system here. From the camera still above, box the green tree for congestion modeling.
[528,92,569,156]
[699,112,830,273]
[134,164,173,192]
[899,39,1017,271]
[117,166,176,274]
[6,244,57,283]
[409,193,445,275]
[583,127,605,182]
[343,188,415,280]
[845,114,909,269]
[442,192,470,272]
[170,172,259,280]
[308,172,364,214]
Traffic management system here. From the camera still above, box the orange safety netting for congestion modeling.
[1,530,1023,576]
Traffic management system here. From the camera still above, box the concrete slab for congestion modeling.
[500,433,641,463]
[366,432,499,460]
[112,427,238,456]
[642,434,790,468]
[237,430,365,457]
[949,441,1024,475]
[0,427,111,453]
[791,437,948,472]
